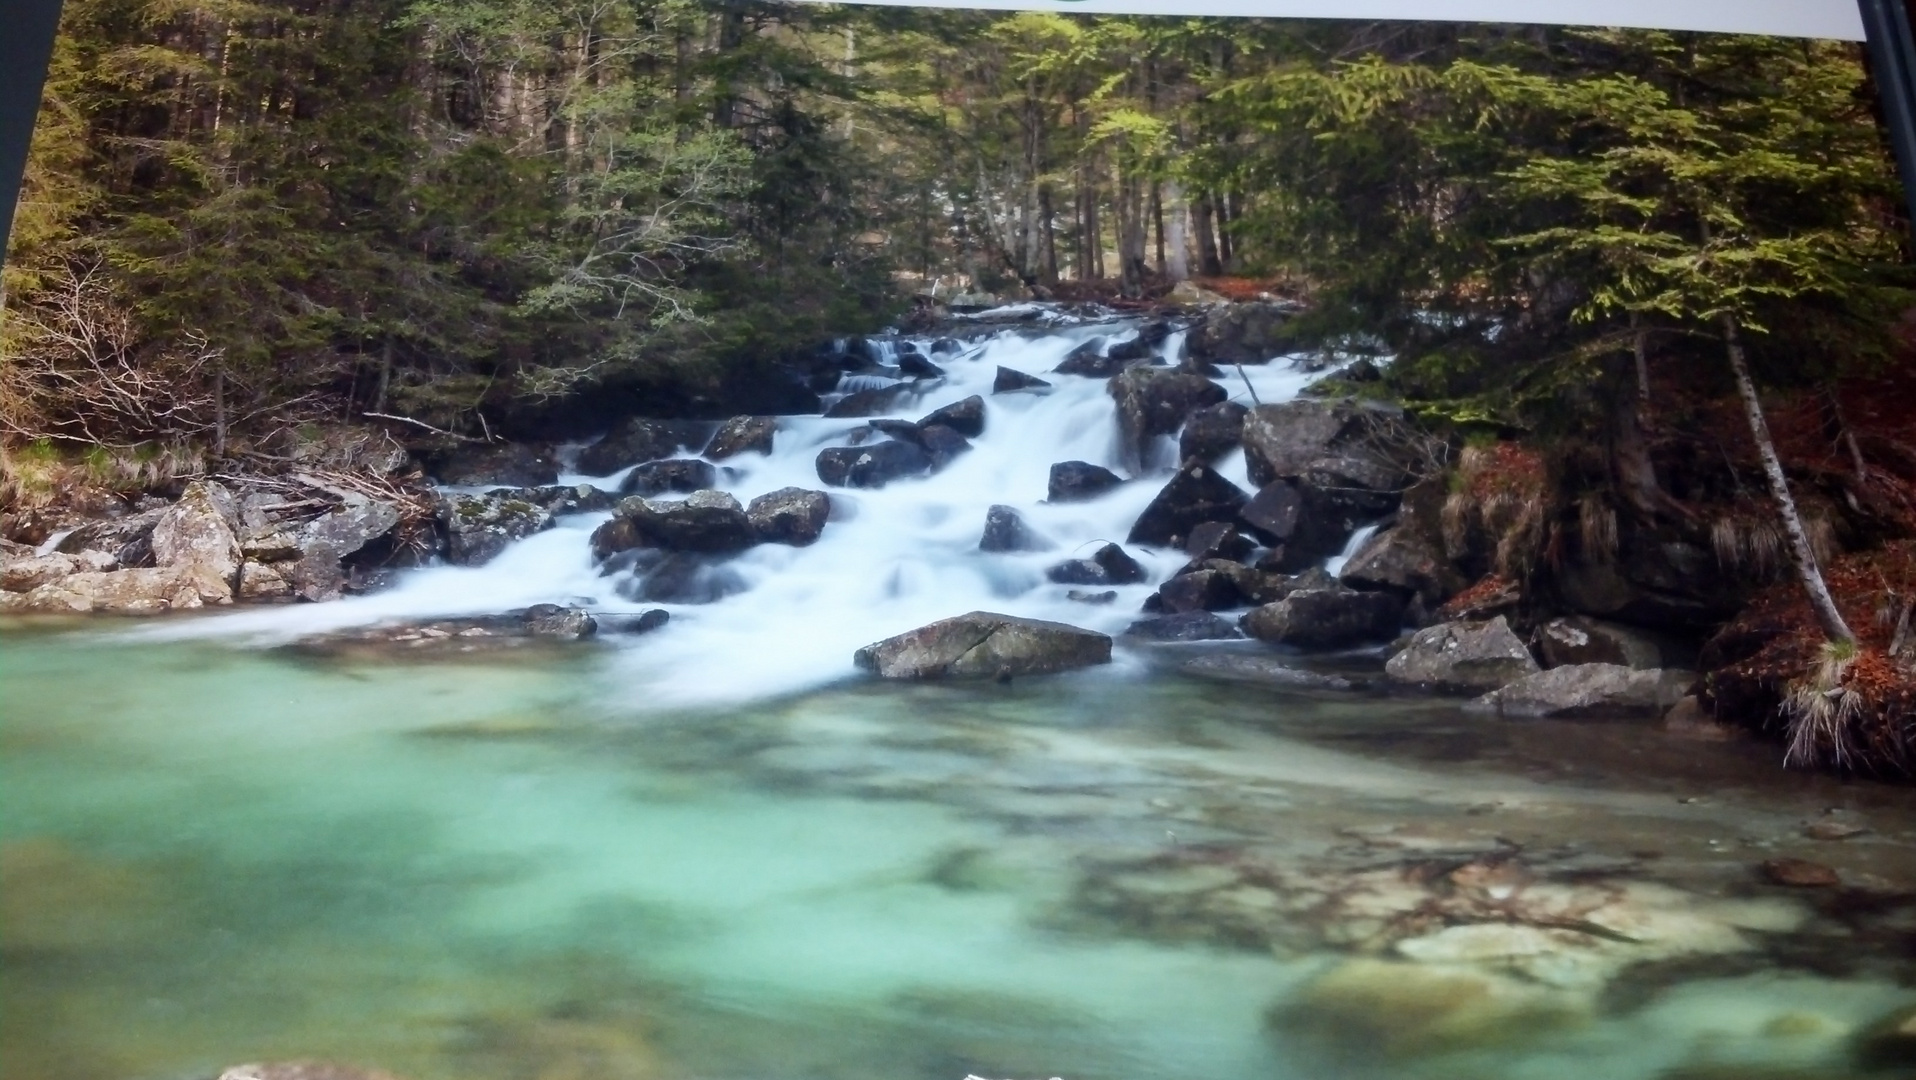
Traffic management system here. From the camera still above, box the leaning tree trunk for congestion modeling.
[1721,313,1856,646]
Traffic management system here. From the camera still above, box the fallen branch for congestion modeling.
[363,411,483,443]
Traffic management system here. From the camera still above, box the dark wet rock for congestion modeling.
[1127,462,1249,548]
[1187,301,1298,365]
[918,395,986,438]
[54,506,166,566]
[1110,367,1228,468]
[438,492,554,567]
[284,493,403,602]
[485,484,618,516]
[426,441,561,487]
[1124,611,1240,642]
[1155,569,1241,614]
[816,440,933,488]
[1760,858,1841,888]
[1339,521,1467,607]
[1053,338,1134,378]
[1535,616,1665,670]
[617,458,717,497]
[1185,521,1255,563]
[1181,654,1356,691]
[596,608,671,636]
[1048,461,1124,503]
[1469,664,1694,718]
[865,418,925,444]
[589,516,641,561]
[824,385,913,419]
[704,415,777,459]
[1242,399,1409,498]
[930,338,963,357]
[522,603,598,639]
[896,350,946,379]
[1385,617,1540,692]
[1067,589,1118,604]
[1855,1004,1916,1071]
[615,491,756,554]
[576,418,708,476]
[1220,563,1317,606]
[619,552,746,604]
[854,610,1112,679]
[1240,587,1404,650]
[1046,543,1147,586]
[979,505,1050,553]
[1179,401,1249,465]
[917,424,973,469]
[1551,530,1749,629]
[993,366,1052,393]
[746,487,832,546]
[1238,482,1302,545]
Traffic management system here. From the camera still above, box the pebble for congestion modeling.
[1803,821,1867,841]
[1759,858,1841,888]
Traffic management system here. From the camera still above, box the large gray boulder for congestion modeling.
[994,367,1051,394]
[1241,400,1409,515]
[0,548,116,592]
[611,491,756,555]
[2,567,213,613]
[705,415,777,459]
[438,492,553,566]
[854,611,1112,679]
[1110,367,1228,469]
[1535,616,1665,670]
[919,395,986,438]
[1470,665,1695,718]
[1179,401,1250,465]
[747,487,832,546]
[816,440,932,488]
[979,505,1050,553]
[1187,302,1298,364]
[1385,616,1541,692]
[618,458,717,497]
[150,480,243,603]
[1048,461,1124,503]
[1239,587,1404,650]
[1339,522,1467,607]
[55,506,167,565]
[286,493,402,601]
[1127,462,1250,549]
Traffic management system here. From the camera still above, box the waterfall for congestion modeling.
[1324,524,1380,578]
[144,307,1325,706]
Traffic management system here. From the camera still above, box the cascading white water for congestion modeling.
[1323,524,1380,579]
[143,309,1326,706]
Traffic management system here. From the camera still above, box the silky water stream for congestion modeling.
[5,311,1916,1080]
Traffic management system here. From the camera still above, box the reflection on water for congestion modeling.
[4,629,1915,1080]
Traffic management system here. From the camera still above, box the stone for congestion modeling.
[427,442,561,487]
[1185,521,1255,563]
[824,385,913,419]
[1155,569,1241,614]
[1240,588,1405,650]
[1045,543,1147,587]
[54,507,166,566]
[1047,461,1124,503]
[0,549,115,592]
[1179,401,1250,465]
[1165,280,1228,306]
[1110,367,1228,468]
[1187,302,1298,365]
[1123,612,1240,642]
[1385,617,1541,692]
[979,505,1050,553]
[1180,654,1355,691]
[622,552,747,604]
[1242,399,1409,500]
[1067,589,1117,604]
[1271,959,1586,1058]
[1760,858,1840,888]
[896,349,946,378]
[746,487,832,546]
[993,366,1051,393]
[618,458,717,497]
[816,440,933,488]
[597,609,671,635]
[1535,616,1664,670]
[4,568,211,614]
[1054,338,1141,378]
[1804,821,1867,841]
[486,484,618,516]
[1127,463,1250,548]
[1238,482,1303,545]
[614,491,756,554]
[704,415,777,459]
[1470,665,1694,718]
[916,423,973,469]
[1855,1005,1916,1071]
[1340,523,1468,606]
[286,494,403,601]
[918,394,986,437]
[576,419,708,475]
[521,603,597,639]
[438,493,553,566]
[854,611,1113,679]
[237,561,294,601]
[150,480,243,602]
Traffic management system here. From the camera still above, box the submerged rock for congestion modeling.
[1047,461,1124,503]
[596,608,671,635]
[218,1063,407,1080]
[1128,461,1249,548]
[746,487,832,546]
[993,366,1051,393]
[703,415,778,459]
[1760,858,1841,888]
[1124,612,1240,642]
[816,440,933,488]
[1240,588,1404,650]
[824,385,913,419]
[438,492,553,567]
[1385,616,1540,692]
[1180,654,1355,691]
[618,458,717,497]
[979,504,1050,553]
[1054,338,1143,378]
[854,611,1112,679]
[1272,958,1588,1058]
[1470,664,1693,718]
[1045,543,1147,586]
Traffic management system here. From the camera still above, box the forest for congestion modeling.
[5,1,1916,760]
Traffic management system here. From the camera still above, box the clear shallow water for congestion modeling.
[6,629,1916,1080]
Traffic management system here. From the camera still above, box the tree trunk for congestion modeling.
[1039,184,1059,284]
[1150,182,1165,276]
[1722,313,1855,645]
[1164,180,1190,282]
[1193,191,1221,276]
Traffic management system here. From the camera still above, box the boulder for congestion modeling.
[1238,482,1302,545]
[1242,399,1351,486]
[1,549,116,592]
[1240,588,1404,650]
[979,505,1050,553]
[1760,858,1842,888]
[1045,543,1147,587]
[150,480,243,601]
[485,484,618,516]
[896,349,946,379]
[521,603,598,639]
[824,385,913,419]
[55,506,166,566]
[1535,617,1664,670]
[1067,589,1117,604]
[438,493,553,566]
[916,424,973,469]
[285,494,403,602]
[854,611,1113,679]
[1385,617,1541,692]
[1165,280,1228,306]
[1550,531,1749,629]
[1180,654,1355,691]
[1110,367,1228,469]
[621,551,747,604]
[1126,462,1249,548]
[1187,302,1298,365]
[1184,521,1255,564]
[1339,522,1467,606]
[994,367,1051,393]
[3,567,212,614]
[615,491,756,554]
[1470,664,1694,718]
[918,395,986,437]
[1155,569,1241,614]
[704,416,777,459]
[1124,612,1240,642]
[1054,338,1137,378]
[1242,399,1408,504]
[816,440,933,488]
[576,419,707,475]
[1179,401,1249,465]
[746,487,832,546]
[427,442,560,487]
[1048,461,1124,503]
[618,458,717,497]
[237,561,294,601]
